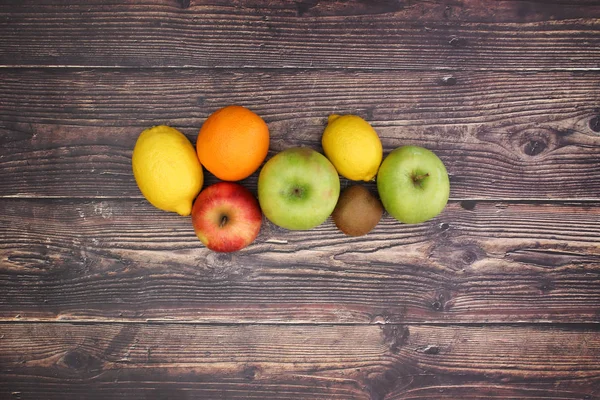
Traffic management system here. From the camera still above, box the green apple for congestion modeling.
[377,146,450,224]
[258,147,340,230]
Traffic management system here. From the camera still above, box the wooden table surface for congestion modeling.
[1,1,600,399]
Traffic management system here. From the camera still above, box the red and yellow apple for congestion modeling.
[191,182,262,252]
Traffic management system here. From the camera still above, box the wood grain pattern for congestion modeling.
[0,323,599,399]
[2,1,600,398]
[1,199,598,323]
[1,69,599,199]
[1,0,599,70]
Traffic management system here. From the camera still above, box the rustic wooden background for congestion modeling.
[1,1,600,399]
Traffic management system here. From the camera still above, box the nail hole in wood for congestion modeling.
[460,200,476,210]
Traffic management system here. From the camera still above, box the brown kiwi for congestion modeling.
[332,185,383,236]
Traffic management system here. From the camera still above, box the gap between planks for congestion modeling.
[0,319,598,327]
[0,65,600,73]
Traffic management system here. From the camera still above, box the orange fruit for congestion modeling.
[196,105,270,181]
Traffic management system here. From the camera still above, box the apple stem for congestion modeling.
[219,215,228,228]
[412,173,430,186]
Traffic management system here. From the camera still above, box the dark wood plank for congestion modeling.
[1,1,599,69]
[0,323,598,399]
[1,69,599,200]
[1,2,599,398]
[1,199,598,323]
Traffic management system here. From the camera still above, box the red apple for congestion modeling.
[191,182,262,252]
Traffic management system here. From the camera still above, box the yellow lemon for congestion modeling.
[132,125,203,216]
[321,114,383,181]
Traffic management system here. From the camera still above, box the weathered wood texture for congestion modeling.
[2,0,600,398]
[0,323,599,400]
[1,0,600,70]
[1,199,598,323]
[1,69,599,199]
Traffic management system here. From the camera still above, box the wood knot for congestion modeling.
[177,0,191,9]
[296,0,319,16]
[364,367,403,400]
[523,139,547,156]
[416,345,440,355]
[204,252,234,272]
[430,243,483,268]
[448,36,466,47]
[371,313,390,324]
[589,115,600,133]
[242,365,260,381]
[443,5,453,19]
[63,350,87,369]
[381,325,409,354]
[431,291,451,312]
[539,280,555,293]
[61,349,100,371]
[439,76,457,86]
[462,250,478,264]
[460,200,476,210]
[513,128,558,158]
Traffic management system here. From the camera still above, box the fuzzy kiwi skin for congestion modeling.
[332,185,383,236]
